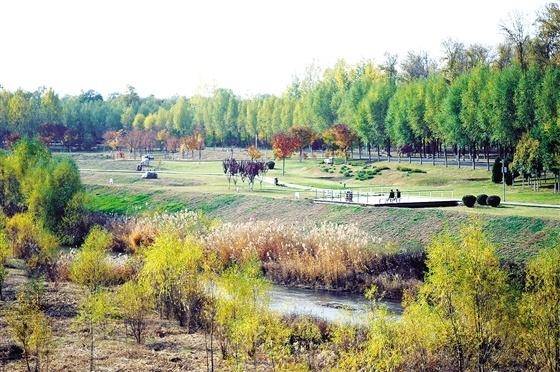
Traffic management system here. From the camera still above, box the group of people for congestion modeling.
[387,189,402,202]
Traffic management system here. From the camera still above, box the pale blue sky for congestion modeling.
[0,0,551,97]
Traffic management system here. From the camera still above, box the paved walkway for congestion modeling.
[502,201,560,209]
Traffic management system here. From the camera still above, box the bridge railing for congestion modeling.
[312,188,455,203]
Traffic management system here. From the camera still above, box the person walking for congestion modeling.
[396,189,401,202]
[388,189,395,202]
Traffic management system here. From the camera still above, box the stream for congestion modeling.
[268,285,403,325]
[107,253,403,324]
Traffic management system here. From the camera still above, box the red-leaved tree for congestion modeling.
[272,133,297,175]
[323,124,356,160]
[289,125,315,162]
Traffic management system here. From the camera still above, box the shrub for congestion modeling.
[476,194,488,206]
[59,192,89,246]
[75,290,115,372]
[0,230,10,299]
[28,157,83,234]
[396,166,426,174]
[127,223,157,253]
[0,140,83,234]
[139,232,207,331]
[462,195,476,208]
[70,226,112,291]
[487,195,501,207]
[521,243,560,369]
[492,158,503,184]
[348,160,366,167]
[6,213,58,259]
[116,280,154,343]
[405,224,511,372]
[6,290,54,372]
[290,316,324,368]
[5,213,59,279]
[266,160,275,170]
[215,261,270,366]
[54,252,73,282]
[355,170,371,181]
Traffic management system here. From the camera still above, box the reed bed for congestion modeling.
[204,221,423,295]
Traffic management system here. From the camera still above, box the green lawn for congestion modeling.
[67,152,560,219]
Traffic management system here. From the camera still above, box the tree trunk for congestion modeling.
[90,320,95,372]
[282,158,285,176]
[486,144,490,171]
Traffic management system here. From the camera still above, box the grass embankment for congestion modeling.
[85,185,560,266]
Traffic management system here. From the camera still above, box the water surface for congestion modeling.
[269,285,403,324]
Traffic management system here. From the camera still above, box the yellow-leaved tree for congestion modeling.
[70,226,114,372]
[139,231,206,331]
[0,227,11,300]
[215,260,270,370]
[411,223,513,371]
[519,243,560,371]
[7,282,54,372]
[70,226,112,292]
[116,280,154,344]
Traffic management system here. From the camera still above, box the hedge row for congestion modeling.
[462,194,501,208]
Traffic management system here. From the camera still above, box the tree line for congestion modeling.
[1,5,560,180]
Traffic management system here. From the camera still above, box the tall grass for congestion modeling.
[205,221,423,296]
[108,210,216,252]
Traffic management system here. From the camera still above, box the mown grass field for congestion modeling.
[68,151,560,217]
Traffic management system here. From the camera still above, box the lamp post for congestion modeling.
[502,165,507,202]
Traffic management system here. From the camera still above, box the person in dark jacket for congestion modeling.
[388,189,395,202]
[396,189,401,202]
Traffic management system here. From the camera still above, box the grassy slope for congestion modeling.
[73,152,560,263]
[85,185,560,265]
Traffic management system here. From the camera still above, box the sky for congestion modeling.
[0,0,551,98]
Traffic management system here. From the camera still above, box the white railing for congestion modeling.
[314,188,455,204]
